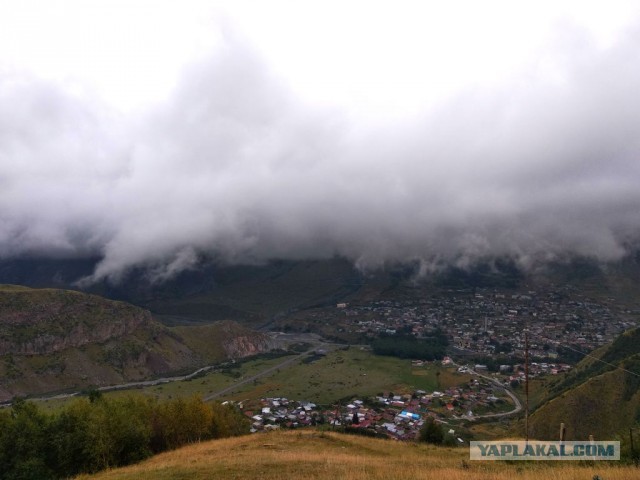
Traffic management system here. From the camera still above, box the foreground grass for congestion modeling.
[77,430,636,480]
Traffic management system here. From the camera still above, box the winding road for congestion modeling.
[452,361,523,420]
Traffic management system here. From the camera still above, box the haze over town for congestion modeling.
[1,1,640,282]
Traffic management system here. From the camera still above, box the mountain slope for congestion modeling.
[145,258,363,326]
[1,254,639,328]
[0,285,276,401]
[0,257,365,326]
[0,284,151,356]
[530,327,640,440]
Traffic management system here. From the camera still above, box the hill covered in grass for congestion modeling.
[0,285,276,401]
[76,430,636,480]
[530,327,640,441]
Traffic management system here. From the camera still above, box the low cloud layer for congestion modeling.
[1,21,640,282]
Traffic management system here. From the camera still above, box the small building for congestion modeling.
[399,411,421,420]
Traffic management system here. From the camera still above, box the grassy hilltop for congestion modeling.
[78,430,636,480]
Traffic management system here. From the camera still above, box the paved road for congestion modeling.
[203,346,330,401]
[0,361,233,408]
[471,372,522,419]
[203,334,357,401]
[0,334,338,408]
[451,361,523,420]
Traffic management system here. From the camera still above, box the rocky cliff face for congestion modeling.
[222,333,279,358]
[0,285,279,401]
[0,286,152,356]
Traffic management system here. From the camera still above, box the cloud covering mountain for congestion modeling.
[1,2,640,282]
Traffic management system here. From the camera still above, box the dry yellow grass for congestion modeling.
[76,430,639,480]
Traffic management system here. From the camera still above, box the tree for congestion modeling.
[79,396,152,471]
[0,399,54,479]
[0,393,250,479]
[50,399,94,476]
[87,388,103,403]
[418,417,444,444]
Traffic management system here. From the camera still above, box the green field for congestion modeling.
[34,353,296,410]
[152,348,472,407]
[35,349,475,411]
[228,348,426,405]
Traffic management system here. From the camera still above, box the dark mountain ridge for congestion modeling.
[1,253,638,321]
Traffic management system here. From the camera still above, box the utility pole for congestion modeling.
[332,401,341,431]
[524,329,529,443]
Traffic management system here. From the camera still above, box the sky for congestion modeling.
[1,1,640,282]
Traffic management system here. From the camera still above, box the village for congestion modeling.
[323,284,637,360]
[240,356,540,440]
[241,283,639,440]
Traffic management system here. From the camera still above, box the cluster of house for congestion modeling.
[335,284,636,359]
[243,395,433,439]
[243,374,511,439]
[454,359,572,380]
[245,398,320,432]
[508,361,572,379]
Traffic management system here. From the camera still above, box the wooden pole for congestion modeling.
[524,330,529,443]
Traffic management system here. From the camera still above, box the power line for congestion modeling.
[535,333,640,378]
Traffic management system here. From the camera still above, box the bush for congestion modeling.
[418,417,444,445]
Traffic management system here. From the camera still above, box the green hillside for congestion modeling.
[530,327,640,440]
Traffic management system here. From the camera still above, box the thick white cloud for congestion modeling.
[1,3,640,281]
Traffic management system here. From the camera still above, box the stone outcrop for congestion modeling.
[0,287,152,356]
[0,285,279,401]
[223,334,278,359]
